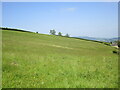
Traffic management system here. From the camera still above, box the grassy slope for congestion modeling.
[2,30,118,88]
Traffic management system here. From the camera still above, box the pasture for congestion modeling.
[2,29,118,88]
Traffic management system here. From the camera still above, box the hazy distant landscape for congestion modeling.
[76,36,120,42]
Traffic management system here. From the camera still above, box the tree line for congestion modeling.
[50,29,69,37]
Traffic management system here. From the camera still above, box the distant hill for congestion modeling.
[76,36,120,42]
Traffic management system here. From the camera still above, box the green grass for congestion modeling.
[2,30,118,88]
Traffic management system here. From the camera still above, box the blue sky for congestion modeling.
[2,2,118,38]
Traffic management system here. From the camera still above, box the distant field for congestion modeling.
[2,29,118,88]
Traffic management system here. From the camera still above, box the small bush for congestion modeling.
[113,50,120,54]
[113,50,117,54]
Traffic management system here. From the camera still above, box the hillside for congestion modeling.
[2,29,118,88]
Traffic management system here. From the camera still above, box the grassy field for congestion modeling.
[2,29,118,88]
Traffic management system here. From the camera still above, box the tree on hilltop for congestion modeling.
[50,29,56,35]
[58,32,62,36]
[65,33,69,37]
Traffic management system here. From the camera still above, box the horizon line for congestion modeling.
[1,27,118,38]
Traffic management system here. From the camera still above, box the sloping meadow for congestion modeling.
[2,30,118,88]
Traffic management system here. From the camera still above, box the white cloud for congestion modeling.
[66,8,76,12]
[59,7,76,13]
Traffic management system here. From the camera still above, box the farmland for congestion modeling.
[2,29,118,88]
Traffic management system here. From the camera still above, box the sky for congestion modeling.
[2,2,118,38]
